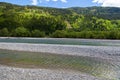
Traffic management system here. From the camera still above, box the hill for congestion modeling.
[69,7,120,20]
[0,2,120,19]
[0,2,120,39]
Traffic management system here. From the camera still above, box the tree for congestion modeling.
[13,27,30,37]
[28,16,66,34]
[95,19,113,31]
[77,17,114,31]
[0,28,9,36]
[31,30,45,37]
[51,30,67,38]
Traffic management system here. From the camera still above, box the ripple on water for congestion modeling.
[0,49,120,80]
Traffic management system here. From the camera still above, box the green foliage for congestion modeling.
[31,30,45,37]
[13,27,30,37]
[0,28,9,36]
[0,13,19,30]
[73,17,114,31]
[52,30,120,39]
[28,16,66,34]
[70,7,120,20]
[51,30,67,38]
[71,16,84,29]
[0,2,120,39]
[94,19,113,31]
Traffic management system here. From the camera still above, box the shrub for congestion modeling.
[13,27,30,37]
[31,30,45,37]
[51,30,67,38]
[0,28,9,37]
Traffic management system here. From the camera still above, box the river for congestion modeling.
[0,37,120,80]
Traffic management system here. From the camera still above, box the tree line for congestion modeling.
[0,2,120,39]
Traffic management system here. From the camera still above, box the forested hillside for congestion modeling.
[0,2,120,39]
[69,7,120,19]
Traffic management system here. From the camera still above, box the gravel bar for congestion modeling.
[0,42,120,80]
[0,42,120,60]
[0,64,107,80]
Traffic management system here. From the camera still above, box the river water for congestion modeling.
[0,37,120,46]
[0,38,120,80]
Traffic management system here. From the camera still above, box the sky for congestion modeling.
[0,0,120,8]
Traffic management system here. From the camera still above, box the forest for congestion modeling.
[0,2,120,39]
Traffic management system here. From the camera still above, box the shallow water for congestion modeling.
[0,38,120,80]
[0,38,120,46]
[0,49,120,80]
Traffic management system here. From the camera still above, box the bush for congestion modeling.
[107,31,120,39]
[0,28,9,37]
[12,27,30,37]
[51,30,67,38]
[51,30,120,39]
[31,30,45,37]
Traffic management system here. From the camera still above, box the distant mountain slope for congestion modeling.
[0,2,120,20]
[69,7,120,19]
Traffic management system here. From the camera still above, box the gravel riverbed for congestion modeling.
[0,41,120,80]
[0,64,107,80]
[0,43,120,61]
